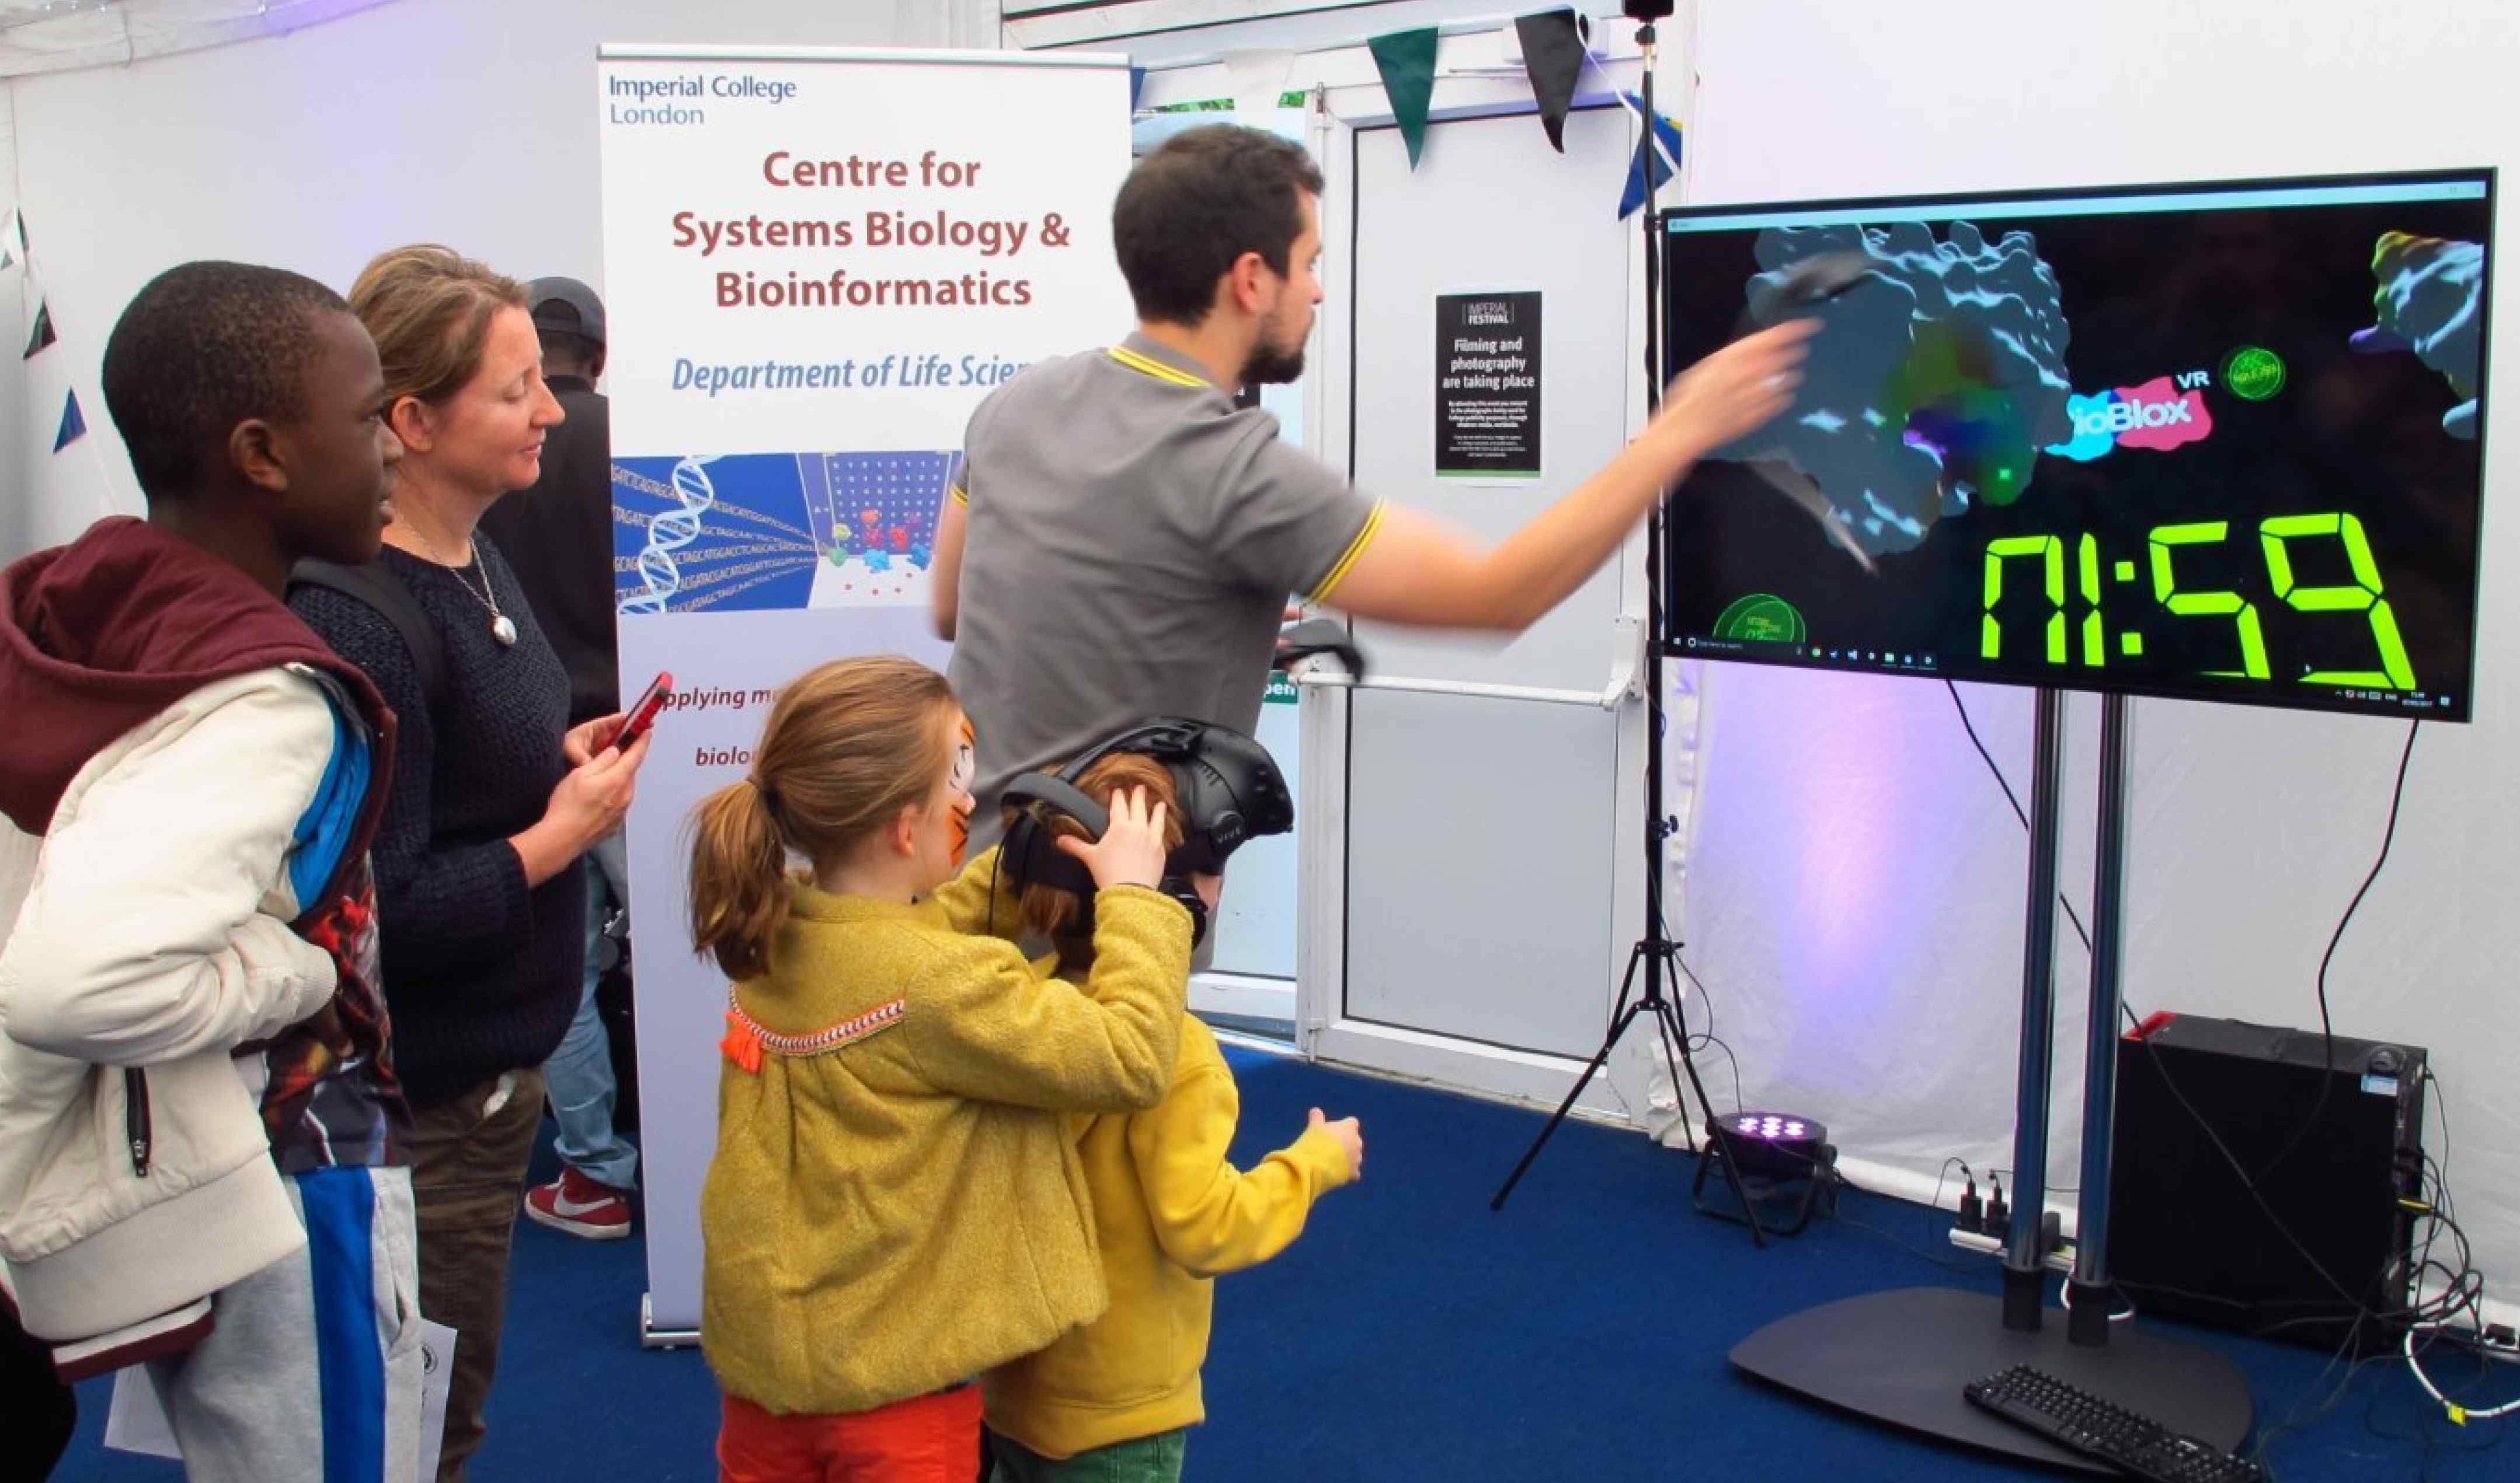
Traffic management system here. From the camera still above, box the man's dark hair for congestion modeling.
[1112,125,1324,326]
[100,261,350,498]
[539,328,601,374]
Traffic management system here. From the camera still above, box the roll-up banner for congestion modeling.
[597,44,1133,1336]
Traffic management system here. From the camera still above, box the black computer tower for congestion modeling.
[2107,1014,2427,1353]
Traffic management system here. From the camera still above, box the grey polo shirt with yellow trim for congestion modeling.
[948,330,1381,844]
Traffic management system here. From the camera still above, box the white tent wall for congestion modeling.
[1675,0,2520,1328]
[6,0,2509,1331]
[1,80,27,560]
[0,0,991,546]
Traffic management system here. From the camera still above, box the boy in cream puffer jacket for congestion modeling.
[0,261,419,1482]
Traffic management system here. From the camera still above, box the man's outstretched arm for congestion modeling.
[1323,320,1815,629]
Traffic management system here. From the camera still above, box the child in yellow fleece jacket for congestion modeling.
[982,752,1365,1483]
[685,658,1196,1483]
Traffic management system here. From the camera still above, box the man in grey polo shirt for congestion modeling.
[935,124,1813,838]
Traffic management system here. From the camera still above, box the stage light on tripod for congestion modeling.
[1696,1107,1837,1237]
[1714,1109,1829,1180]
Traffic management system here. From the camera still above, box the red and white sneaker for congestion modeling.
[523,1168,634,1240]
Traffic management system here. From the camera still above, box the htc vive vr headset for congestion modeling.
[998,716,1293,945]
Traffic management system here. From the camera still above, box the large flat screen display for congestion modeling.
[1661,170,2493,722]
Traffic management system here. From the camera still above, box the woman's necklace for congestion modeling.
[401,520,517,647]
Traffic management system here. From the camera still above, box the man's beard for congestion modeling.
[1239,316,1308,387]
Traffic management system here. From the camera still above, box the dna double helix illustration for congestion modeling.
[619,452,719,615]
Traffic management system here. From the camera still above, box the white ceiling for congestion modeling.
[0,0,398,78]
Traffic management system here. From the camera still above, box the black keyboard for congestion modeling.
[1962,1363,2267,1482]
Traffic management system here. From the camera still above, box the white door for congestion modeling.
[1298,103,1659,1122]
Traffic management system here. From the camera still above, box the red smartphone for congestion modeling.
[607,671,673,751]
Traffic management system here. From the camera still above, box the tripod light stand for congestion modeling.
[1488,0,1770,1246]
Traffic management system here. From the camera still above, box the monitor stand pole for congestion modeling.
[1726,690,2254,1472]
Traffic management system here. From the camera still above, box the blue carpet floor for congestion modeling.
[60,1045,2515,1481]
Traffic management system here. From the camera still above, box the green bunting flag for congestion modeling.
[1367,26,1439,168]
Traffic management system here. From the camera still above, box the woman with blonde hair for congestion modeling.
[290,244,650,1482]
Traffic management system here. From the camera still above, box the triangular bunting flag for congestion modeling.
[26,301,57,358]
[7,209,23,253]
[1224,48,1294,125]
[1130,65,1148,112]
[1367,26,1439,169]
[54,389,86,452]
[1516,8,1589,154]
[1616,92,1685,219]
[0,245,14,271]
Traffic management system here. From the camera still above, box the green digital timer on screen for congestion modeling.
[1981,513,2414,690]
[1661,169,2491,722]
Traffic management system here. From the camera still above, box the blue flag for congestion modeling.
[54,390,86,452]
[1616,92,1684,219]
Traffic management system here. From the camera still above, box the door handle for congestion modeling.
[1296,615,1642,709]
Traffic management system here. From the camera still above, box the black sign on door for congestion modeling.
[1436,291,1541,478]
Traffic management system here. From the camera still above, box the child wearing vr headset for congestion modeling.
[683,656,1196,1482]
[982,735,1365,1483]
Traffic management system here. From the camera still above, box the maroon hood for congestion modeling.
[0,516,398,838]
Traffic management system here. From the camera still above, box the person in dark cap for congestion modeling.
[477,275,641,1241]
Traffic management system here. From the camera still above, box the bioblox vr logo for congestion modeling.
[2045,371,2214,462]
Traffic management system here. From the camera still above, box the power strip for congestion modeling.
[1947,1227,2076,1273]
[2425,1322,2520,1366]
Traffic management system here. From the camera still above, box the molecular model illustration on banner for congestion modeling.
[614,450,955,613]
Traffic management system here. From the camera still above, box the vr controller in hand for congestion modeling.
[999,718,1294,946]
[1276,618,1367,681]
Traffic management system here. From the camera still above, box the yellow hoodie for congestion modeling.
[984,1015,1354,1458]
[700,848,1192,1417]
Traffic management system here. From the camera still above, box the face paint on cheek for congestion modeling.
[949,720,976,797]
[946,716,977,865]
